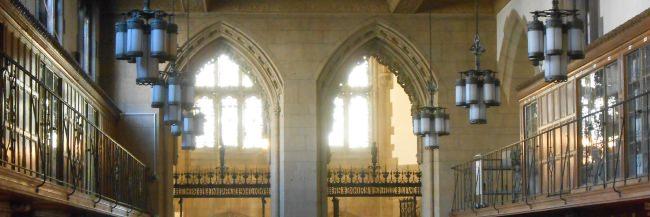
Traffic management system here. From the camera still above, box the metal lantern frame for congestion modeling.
[455,0,501,125]
[115,0,178,86]
[412,82,450,150]
[527,0,585,83]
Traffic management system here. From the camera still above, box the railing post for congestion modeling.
[332,197,339,217]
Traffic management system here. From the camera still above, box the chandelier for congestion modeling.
[411,11,450,150]
[527,0,585,82]
[115,0,204,150]
[455,0,501,124]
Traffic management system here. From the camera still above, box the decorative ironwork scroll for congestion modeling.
[173,167,421,198]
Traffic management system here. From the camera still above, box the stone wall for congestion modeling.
[100,7,523,217]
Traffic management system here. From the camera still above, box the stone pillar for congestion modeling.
[420,149,435,217]
[278,80,322,217]
[271,106,281,217]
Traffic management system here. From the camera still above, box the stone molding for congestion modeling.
[174,21,284,109]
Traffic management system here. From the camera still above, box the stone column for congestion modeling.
[277,80,323,217]
[271,105,281,217]
[420,148,435,217]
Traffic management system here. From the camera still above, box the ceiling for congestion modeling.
[113,0,500,14]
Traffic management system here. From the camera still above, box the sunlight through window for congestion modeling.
[243,96,266,149]
[328,97,344,147]
[196,62,216,87]
[217,55,239,87]
[221,96,238,147]
[347,61,369,88]
[348,95,369,148]
[195,97,215,148]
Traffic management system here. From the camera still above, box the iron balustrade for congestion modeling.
[173,167,421,198]
[0,53,147,212]
[452,90,650,213]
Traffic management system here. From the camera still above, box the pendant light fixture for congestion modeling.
[527,0,585,82]
[116,0,179,85]
[455,0,501,124]
[118,0,205,145]
[411,10,451,150]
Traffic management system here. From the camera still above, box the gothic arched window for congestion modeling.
[194,54,268,149]
[328,58,372,148]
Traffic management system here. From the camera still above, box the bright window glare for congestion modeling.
[328,97,344,147]
[347,61,369,88]
[218,55,240,87]
[348,95,369,148]
[242,74,254,88]
[243,96,267,149]
[221,96,238,147]
[195,97,215,148]
[196,62,216,87]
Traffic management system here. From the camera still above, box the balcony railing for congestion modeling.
[452,90,650,213]
[0,53,147,211]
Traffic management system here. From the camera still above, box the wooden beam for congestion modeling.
[387,0,425,13]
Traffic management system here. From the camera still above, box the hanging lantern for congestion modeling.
[465,73,479,104]
[126,16,144,57]
[164,104,181,125]
[151,81,166,108]
[527,17,545,61]
[167,73,182,105]
[443,113,450,135]
[567,17,585,59]
[423,133,439,149]
[455,77,466,107]
[136,26,160,85]
[544,54,568,82]
[171,123,182,137]
[183,112,194,134]
[150,17,168,60]
[493,79,501,106]
[469,102,487,125]
[194,112,205,136]
[433,109,445,135]
[412,113,422,136]
[483,74,496,106]
[419,107,433,135]
[544,16,563,56]
[166,22,178,60]
[182,134,196,150]
[115,21,128,60]
[181,75,196,109]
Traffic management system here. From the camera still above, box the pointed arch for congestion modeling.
[317,21,436,112]
[174,21,284,108]
[497,10,538,103]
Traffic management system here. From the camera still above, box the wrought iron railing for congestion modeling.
[328,167,421,197]
[174,168,271,198]
[452,90,650,212]
[0,53,147,211]
[399,197,419,217]
[174,167,421,198]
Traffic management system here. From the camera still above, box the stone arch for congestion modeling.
[497,10,538,103]
[174,21,284,108]
[317,21,436,112]
[316,21,437,169]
